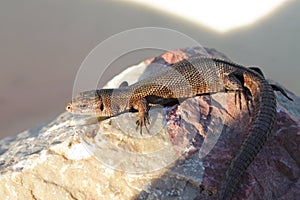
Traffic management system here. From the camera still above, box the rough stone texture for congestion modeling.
[0,47,299,199]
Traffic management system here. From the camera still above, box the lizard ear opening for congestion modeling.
[100,103,104,111]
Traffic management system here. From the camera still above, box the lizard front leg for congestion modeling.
[131,98,150,135]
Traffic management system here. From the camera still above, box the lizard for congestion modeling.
[66,56,291,199]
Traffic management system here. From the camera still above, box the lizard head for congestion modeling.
[66,90,101,115]
[66,90,113,116]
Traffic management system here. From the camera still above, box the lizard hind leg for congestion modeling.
[248,66,293,101]
[270,84,293,101]
[248,66,265,77]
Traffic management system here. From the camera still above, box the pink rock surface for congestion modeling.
[142,47,300,199]
[0,47,298,199]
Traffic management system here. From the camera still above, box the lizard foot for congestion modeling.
[136,115,150,135]
[270,84,293,101]
[243,88,254,115]
[234,89,253,115]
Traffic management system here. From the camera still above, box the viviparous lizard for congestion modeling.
[66,56,278,199]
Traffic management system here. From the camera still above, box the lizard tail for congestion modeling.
[217,71,277,200]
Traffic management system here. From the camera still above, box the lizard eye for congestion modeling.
[66,103,72,111]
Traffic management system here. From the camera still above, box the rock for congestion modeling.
[0,47,299,199]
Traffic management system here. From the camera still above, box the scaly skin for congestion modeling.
[66,56,277,199]
[216,62,277,200]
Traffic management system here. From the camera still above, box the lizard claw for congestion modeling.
[136,115,150,135]
[243,89,253,115]
[234,89,253,115]
[234,90,242,110]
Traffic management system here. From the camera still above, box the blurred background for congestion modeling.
[0,0,299,139]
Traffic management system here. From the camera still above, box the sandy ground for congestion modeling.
[0,0,299,139]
